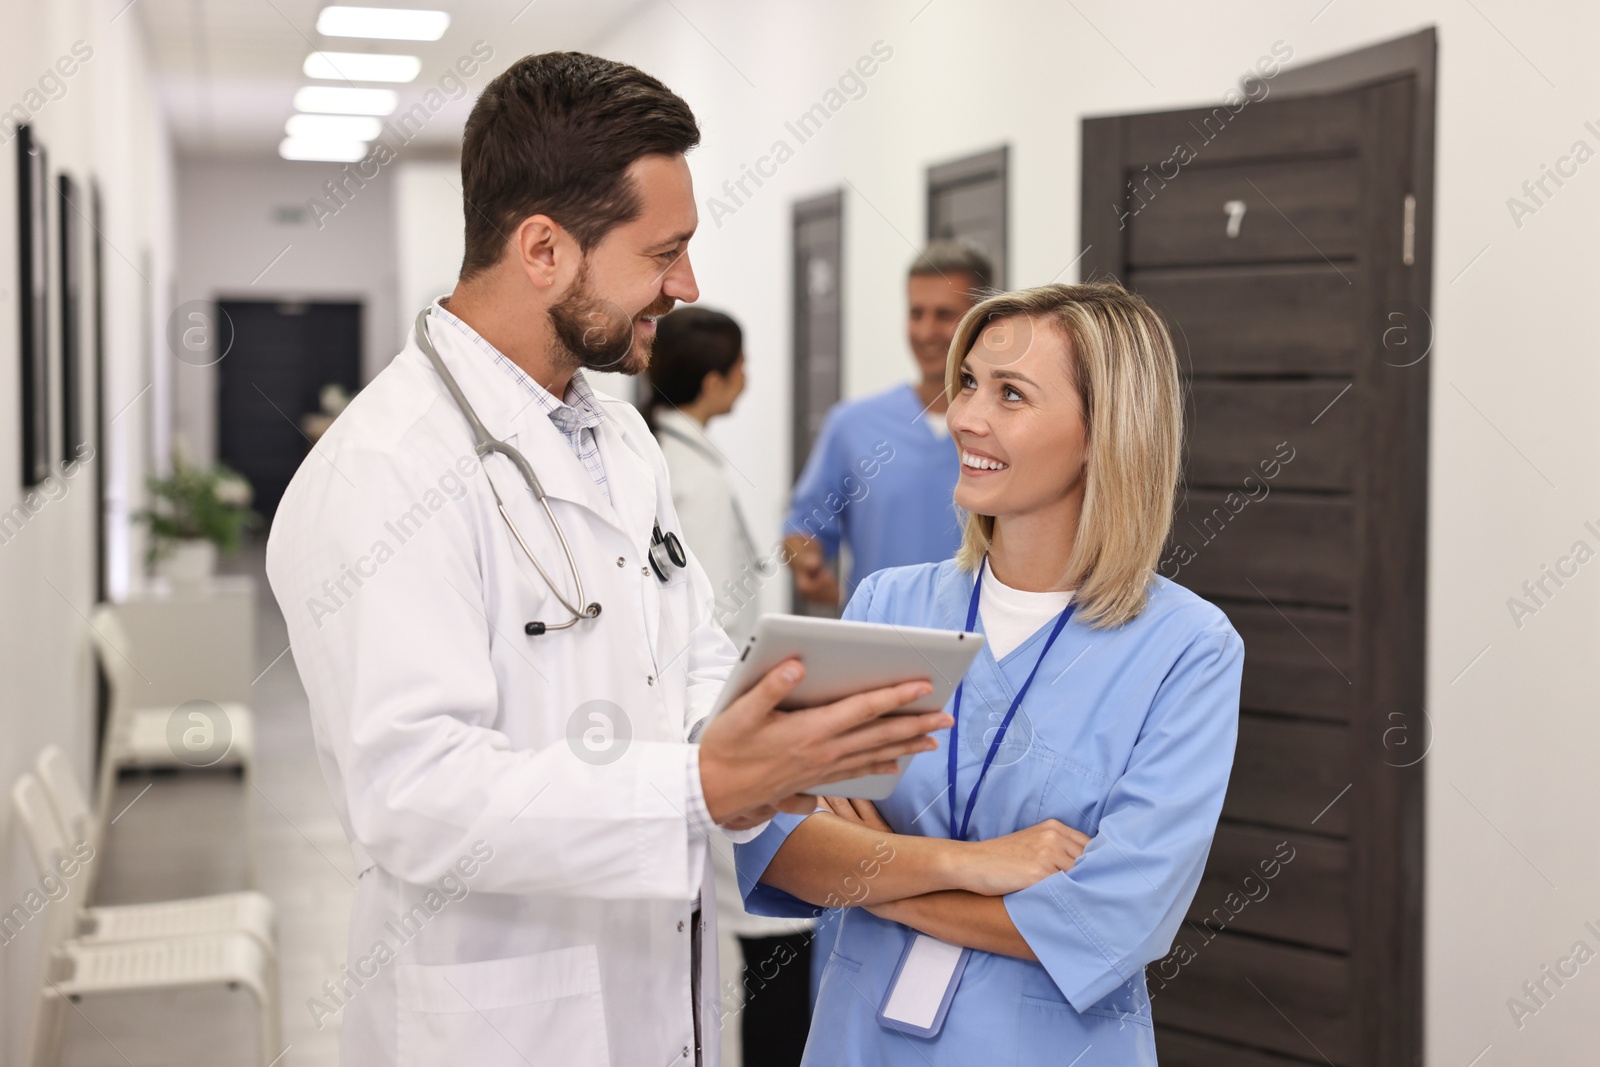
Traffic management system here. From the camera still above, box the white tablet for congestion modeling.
[708,613,985,800]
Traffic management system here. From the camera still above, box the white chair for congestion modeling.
[88,603,258,884]
[33,745,276,956]
[14,774,282,1067]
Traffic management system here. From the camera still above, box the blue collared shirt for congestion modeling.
[431,301,611,503]
[784,383,963,596]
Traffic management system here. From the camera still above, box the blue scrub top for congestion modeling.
[784,384,962,596]
[736,559,1244,1066]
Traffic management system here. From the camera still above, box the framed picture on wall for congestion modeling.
[17,124,50,487]
[59,173,84,461]
[91,179,108,602]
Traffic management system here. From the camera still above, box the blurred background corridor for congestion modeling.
[1,2,1597,1065]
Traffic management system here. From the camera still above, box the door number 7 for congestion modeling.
[1223,199,1247,239]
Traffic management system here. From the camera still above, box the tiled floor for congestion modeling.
[62,541,351,1066]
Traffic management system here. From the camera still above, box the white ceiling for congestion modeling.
[141,0,652,158]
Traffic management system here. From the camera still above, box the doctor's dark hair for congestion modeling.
[458,52,700,280]
[945,281,1182,629]
[644,307,742,428]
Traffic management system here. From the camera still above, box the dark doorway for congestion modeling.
[216,299,361,518]
[790,190,844,618]
[1081,29,1434,1067]
[791,190,844,482]
[926,146,1008,288]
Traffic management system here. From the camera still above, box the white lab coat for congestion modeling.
[266,303,745,1067]
[652,409,764,649]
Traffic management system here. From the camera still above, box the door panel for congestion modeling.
[1169,490,1355,604]
[1121,90,1366,165]
[1222,715,1350,837]
[1221,604,1353,722]
[1152,935,1353,1063]
[1157,1029,1328,1067]
[1126,158,1363,268]
[1135,264,1364,376]
[1186,381,1356,491]
[1189,825,1351,952]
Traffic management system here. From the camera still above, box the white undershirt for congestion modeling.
[924,411,949,438]
[979,568,1075,660]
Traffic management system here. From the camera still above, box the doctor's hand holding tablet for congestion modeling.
[701,610,990,825]
[697,658,944,828]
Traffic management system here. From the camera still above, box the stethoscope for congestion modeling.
[414,307,687,636]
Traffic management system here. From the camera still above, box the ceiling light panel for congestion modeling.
[316,6,450,41]
[285,113,383,141]
[294,86,399,116]
[303,51,422,83]
[279,137,370,162]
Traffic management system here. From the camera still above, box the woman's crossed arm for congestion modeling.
[759,796,1088,959]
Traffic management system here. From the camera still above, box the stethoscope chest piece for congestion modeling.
[649,521,688,583]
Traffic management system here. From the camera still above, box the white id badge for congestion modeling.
[877,933,972,1038]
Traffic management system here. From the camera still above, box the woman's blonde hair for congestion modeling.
[947,281,1182,629]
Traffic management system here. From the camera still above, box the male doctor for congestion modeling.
[266,52,949,1067]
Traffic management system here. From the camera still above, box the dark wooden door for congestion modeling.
[792,190,844,482]
[1082,71,1428,1066]
[790,191,845,618]
[927,145,1008,288]
[217,299,361,518]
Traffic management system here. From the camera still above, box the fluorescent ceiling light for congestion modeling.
[294,85,398,115]
[316,6,450,41]
[286,113,383,141]
[279,137,370,163]
[303,51,421,83]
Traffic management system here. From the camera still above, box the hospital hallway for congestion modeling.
[54,537,353,1067]
[5,2,1600,1066]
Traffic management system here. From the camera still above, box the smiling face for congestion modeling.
[550,153,700,375]
[907,272,979,383]
[948,313,1089,522]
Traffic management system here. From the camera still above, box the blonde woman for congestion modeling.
[736,282,1243,1065]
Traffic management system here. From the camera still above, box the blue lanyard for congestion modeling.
[947,559,1075,842]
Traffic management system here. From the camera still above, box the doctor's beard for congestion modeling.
[549,267,674,377]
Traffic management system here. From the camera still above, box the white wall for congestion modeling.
[395,158,465,344]
[570,3,1593,1064]
[173,156,403,466]
[0,0,175,1060]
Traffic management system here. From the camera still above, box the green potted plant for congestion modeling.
[137,458,261,585]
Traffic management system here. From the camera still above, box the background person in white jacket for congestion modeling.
[265,52,950,1067]
[648,307,815,1067]
[648,307,763,645]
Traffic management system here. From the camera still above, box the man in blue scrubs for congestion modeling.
[783,241,992,605]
